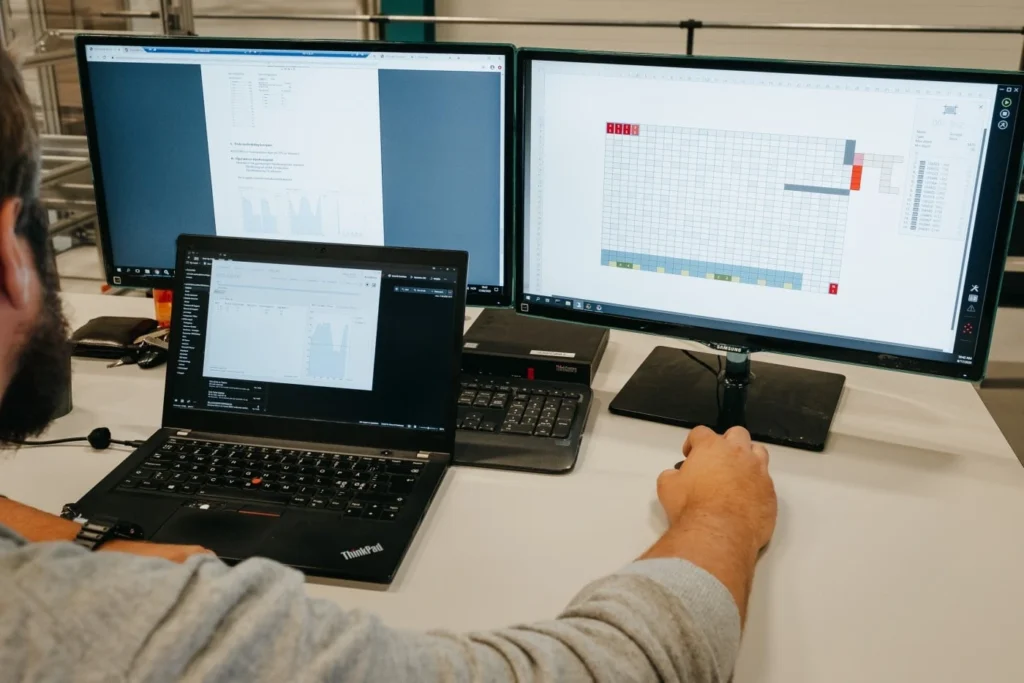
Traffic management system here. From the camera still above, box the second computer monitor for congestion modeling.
[77,36,513,306]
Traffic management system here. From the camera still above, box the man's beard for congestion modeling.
[0,204,71,444]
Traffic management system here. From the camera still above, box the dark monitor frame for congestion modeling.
[75,34,515,308]
[515,48,1024,382]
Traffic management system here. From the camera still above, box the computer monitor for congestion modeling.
[76,36,513,306]
[517,50,1024,450]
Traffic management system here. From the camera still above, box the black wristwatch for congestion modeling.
[73,514,123,551]
[61,504,143,551]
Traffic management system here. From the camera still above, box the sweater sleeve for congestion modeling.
[1,537,740,683]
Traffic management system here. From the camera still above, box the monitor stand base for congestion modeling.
[609,346,846,452]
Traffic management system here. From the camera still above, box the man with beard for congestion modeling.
[0,47,777,682]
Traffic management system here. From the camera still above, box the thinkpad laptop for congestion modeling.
[73,235,467,583]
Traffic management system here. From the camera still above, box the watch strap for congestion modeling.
[74,514,121,551]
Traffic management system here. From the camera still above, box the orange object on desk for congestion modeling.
[153,289,173,328]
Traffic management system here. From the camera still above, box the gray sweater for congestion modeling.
[0,524,740,682]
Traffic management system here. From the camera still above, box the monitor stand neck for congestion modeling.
[720,351,751,429]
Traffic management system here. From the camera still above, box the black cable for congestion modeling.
[682,349,720,377]
[13,427,143,450]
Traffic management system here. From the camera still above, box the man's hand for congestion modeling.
[641,425,777,624]
[100,539,213,564]
[657,425,776,555]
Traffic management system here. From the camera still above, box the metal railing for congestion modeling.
[90,10,1024,69]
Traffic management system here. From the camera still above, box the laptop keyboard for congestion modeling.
[457,381,582,439]
[117,438,423,522]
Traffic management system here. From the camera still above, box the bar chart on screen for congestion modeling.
[600,122,904,295]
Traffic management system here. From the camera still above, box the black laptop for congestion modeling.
[73,235,467,583]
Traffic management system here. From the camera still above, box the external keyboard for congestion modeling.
[457,381,582,439]
[118,438,422,521]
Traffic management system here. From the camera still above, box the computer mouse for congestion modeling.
[137,346,168,369]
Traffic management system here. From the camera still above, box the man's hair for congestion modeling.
[0,47,47,276]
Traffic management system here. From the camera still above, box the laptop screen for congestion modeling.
[167,243,462,437]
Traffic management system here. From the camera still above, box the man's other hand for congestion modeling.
[100,539,213,564]
[657,425,777,555]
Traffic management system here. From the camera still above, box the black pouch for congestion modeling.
[70,316,159,360]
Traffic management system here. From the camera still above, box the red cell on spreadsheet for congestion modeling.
[607,122,615,133]
[829,283,839,295]
[850,166,863,191]
[631,124,640,135]
[614,123,624,134]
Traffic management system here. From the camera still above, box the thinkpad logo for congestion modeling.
[554,364,578,374]
[341,543,384,560]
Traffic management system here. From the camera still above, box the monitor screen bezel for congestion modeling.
[75,34,515,307]
[165,235,468,454]
[515,48,1024,382]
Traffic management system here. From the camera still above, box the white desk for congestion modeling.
[3,292,1024,683]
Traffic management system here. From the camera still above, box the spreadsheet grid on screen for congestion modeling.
[600,123,904,295]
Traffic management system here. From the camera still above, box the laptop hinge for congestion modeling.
[417,451,439,459]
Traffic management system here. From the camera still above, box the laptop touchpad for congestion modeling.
[153,507,278,560]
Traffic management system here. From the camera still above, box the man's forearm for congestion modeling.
[0,497,79,542]
[640,511,759,624]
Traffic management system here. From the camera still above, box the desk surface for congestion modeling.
[3,293,1024,683]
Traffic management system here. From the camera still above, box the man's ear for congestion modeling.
[0,197,35,310]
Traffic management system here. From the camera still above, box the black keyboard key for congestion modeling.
[118,478,139,489]
[279,483,296,494]
[552,421,572,439]
[152,471,170,482]
[389,476,417,494]
[139,480,156,489]
[363,508,381,519]
[290,495,309,507]
[328,498,347,510]
[171,472,187,482]
[309,497,327,509]
[385,462,420,475]
[181,483,197,494]
[141,461,166,470]
[478,421,498,432]
[473,392,492,407]
[535,425,552,437]
[162,482,182,494]
[345,502,364,517]
[382,511,398,521]
[502,422,535,435]
[457,390,476,406]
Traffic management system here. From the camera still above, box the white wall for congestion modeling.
[438,0,1024,70]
